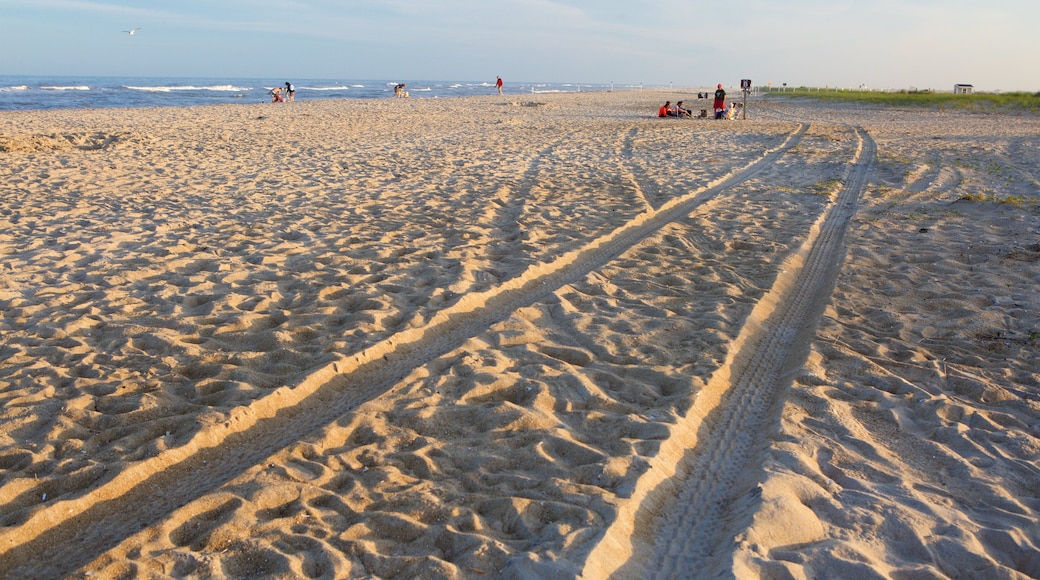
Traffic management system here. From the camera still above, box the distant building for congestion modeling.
[953,84,974,95]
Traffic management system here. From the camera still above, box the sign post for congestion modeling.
[740,79,751,120]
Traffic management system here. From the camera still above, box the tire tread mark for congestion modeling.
[0,125,809,579]
[642,127,877,578]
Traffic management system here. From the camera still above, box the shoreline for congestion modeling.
[0,75,669,114]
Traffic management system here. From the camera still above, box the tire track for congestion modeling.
[0,124,807,579]
[1006,137,1040,190]
[583,126,876,579]
[618,127,659,211]
[450,137,563,295]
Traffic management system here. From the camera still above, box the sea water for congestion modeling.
[0,75,640,112]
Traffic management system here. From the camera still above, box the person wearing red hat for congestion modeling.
[713,83,727,119]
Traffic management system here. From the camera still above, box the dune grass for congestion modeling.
[765,89,1040,112]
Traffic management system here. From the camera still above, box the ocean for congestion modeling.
[0,75,640,112]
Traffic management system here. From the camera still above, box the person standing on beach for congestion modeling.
[285,82,295,102]
[496,76,503,95]
[713,83,726,119]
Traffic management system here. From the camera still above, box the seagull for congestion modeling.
[123,27,141,35]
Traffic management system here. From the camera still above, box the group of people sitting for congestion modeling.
[657,83,743,120]
[657,100,693,118]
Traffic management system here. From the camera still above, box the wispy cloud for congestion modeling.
[0,0,173,18]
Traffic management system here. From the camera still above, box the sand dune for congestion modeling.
[0,93,1037,578]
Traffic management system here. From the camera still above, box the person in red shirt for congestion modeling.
[713,83,727,119]
[658,101,674,117]
[496,76,503,95]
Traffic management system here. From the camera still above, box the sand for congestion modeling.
[0,91,1037,579]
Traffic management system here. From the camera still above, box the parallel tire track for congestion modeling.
[618,127,659,211]
[0,124,808,578]
[638,127,876,578]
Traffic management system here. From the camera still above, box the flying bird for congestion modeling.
[123,27,141,35]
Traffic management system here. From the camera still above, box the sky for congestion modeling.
[1,0,1038,91]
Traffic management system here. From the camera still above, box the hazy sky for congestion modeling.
[2,0,1037,91]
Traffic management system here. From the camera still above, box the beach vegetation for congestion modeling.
[957,192,1035,206]
[880,154,912,165]
[876,185,910,199]
[774,180,842,196]
[810,179,844,196]
[764,88,1040,113]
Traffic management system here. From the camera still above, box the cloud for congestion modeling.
[1,0,1036,88]
[0,0,174,18]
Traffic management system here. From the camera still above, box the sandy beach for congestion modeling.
[1,91,1037,578]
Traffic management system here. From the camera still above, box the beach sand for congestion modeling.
[0,92,1037,578]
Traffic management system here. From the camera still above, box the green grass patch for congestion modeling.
[810,179,844,196]
[958,192,1035,206]
[764,89,1040,113]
